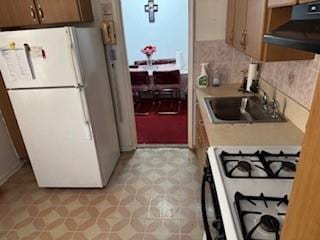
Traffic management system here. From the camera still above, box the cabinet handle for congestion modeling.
[240,30,247,50]
[239,31,244,47]
[199,119,204,126]
[229,30,234,43]
[30,6,37,22]
[243,30,247,48]
[38,5,45,20]
[198,136,203,148]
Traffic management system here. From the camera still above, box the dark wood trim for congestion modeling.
[0,72,28,160]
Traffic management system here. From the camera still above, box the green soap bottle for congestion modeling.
[198,63,209,88]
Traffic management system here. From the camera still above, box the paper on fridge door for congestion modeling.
[0,49,33,82]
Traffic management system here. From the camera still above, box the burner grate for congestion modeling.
[235,192,289,240]
[220,150,300,179]
[261,151,299,179]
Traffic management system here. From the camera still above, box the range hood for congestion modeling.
[264,1,320,54]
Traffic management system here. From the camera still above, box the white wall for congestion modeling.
[121,0,189,66]
[195,0,228,41]
[0,112,21,184]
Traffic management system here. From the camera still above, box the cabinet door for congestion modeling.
[0,0,39,28]
[298,0,316,3]
[233,0,248,52]
[195,104,202,164]
[0,0,14,28]
[245,0,267,59]
[226,0,236,46]
[281,75,320,240]
[268,0,297,8]
[196,104,209,167]
[34,0,92,24]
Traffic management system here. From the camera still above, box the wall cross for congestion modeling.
[144,0,158,23]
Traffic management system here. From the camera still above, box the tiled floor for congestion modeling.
[0,149,204,240]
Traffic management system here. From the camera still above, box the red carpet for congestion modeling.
[135,100,188,144]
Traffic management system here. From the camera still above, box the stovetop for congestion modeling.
[208,146,301,240]
[220,150,299,179]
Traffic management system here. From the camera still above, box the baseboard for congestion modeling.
[0,161,24,186]
[120,145,136,152]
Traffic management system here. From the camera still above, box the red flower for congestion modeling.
[141,45,157,56]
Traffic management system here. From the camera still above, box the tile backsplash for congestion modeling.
[194,40,320,109]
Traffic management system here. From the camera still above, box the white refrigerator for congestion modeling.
[0,27,120,188]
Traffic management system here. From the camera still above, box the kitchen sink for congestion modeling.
[204,96,286,123]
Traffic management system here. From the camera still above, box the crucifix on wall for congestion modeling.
[144,0,158,23]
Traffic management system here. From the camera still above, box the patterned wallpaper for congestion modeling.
[194,40,320,109]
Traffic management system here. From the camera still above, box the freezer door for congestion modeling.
[8,88,103,188]
[0,27,82,89]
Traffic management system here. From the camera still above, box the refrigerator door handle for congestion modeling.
[77,87,93,140]
[106,46,122,122]
[111,62,122,122]
[23,44,36,79]
[68,28,85,87]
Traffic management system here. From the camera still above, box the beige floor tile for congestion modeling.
[109,218,146,239]
[39,230,74,240]
[0,149,202,240]
[128,205,149,219]
[5,218,40,240]
[180,219,203,236]
[33,208,66,231]
[144,219,181,240]
[0,231,8,238]
[55,198,88,218]
[65,217,109,232]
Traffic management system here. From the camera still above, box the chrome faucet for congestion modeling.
[257,88,269,111]
[270,98,280,119]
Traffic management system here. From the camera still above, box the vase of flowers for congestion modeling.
[141,45,157,66]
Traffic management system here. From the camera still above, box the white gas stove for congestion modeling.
[203,146,301,240]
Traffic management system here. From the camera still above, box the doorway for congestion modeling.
[120,0,189,145]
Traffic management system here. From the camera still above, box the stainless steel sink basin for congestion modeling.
[204,96,286,124]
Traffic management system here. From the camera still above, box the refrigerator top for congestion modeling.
[0,27,84,90]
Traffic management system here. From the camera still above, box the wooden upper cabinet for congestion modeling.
[298,0,316,3]
[233,0,248,51]
[226,0,315,61]
[245,0,267,59]
[225,0,236,46]
[0,0,15,28]
[0,0,93,29]
[0,0,39,28]
[268,0,315,8]
[263,6,314,61]
[268,0,297,8]
[34,0,93,24]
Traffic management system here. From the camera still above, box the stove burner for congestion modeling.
[220,150,300,179]
[235,192,288,240]
[260,215,280,233]
[282,161,296,172]
[237,161,252,172]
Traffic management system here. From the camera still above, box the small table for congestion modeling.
[130,63,188,93]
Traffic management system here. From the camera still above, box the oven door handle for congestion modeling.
[202,168,213,240]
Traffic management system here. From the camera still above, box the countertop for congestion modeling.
[196,84,304,146]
